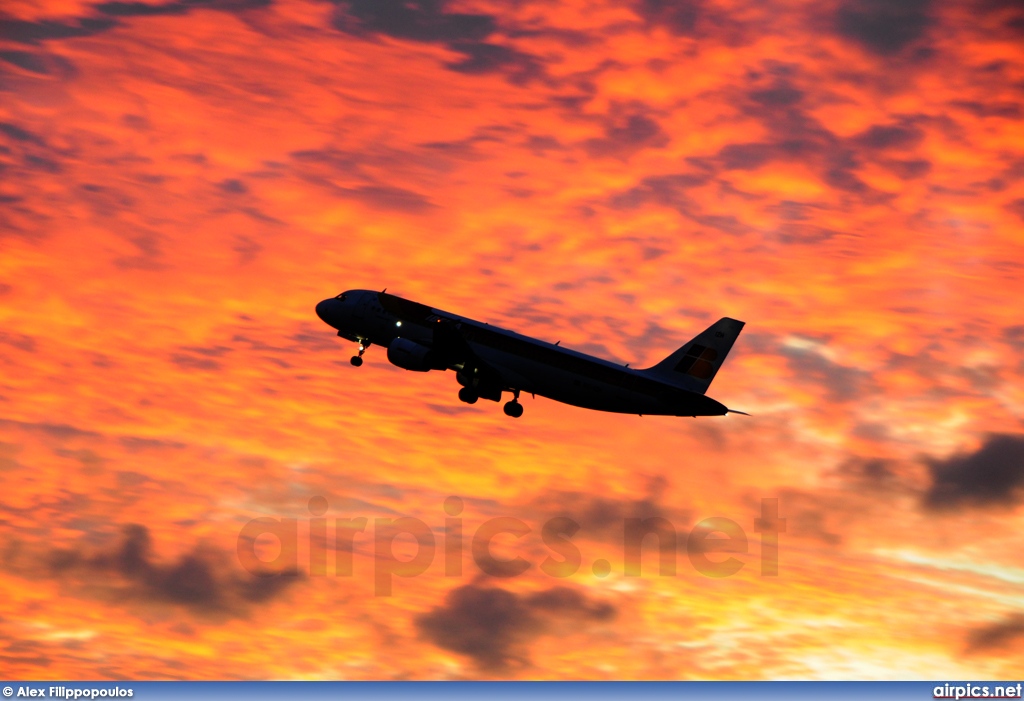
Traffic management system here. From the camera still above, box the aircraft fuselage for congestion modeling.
[315,290,744,418]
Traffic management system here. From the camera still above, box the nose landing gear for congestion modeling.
[503,389,524,418]
[503,400,523,418]
[351,340,369,367]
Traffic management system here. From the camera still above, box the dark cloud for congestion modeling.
[949,100,1022,120]
[0,641,54,669]
[609,172,710,211]
[230,333,298,354]
[852,122,925,151]
[420,133,499,161]
[524,135,563,154]
[219,178,248,194]
[632,0,746,40]
[1004,325,1024,350]
[330,0,546,83]
[94,1,188,16]
[290,326,343,353]
[530,477,681,539]
[699,73,892,197]
[170,352,222,371]
[332,0,494,43]
[0,122,46,147]
[975,0,1024,38]
[767,200,839,244]
[122,113,149,130]
[0,51,50,75]
[240,206,283,225]
[718,142,776,171]
[835,456,901,488]
[0,331,37,353]
[0,418,100,439]
[417,586,537,670]
[537,492,667,534]
[170,346,232,370]
[504,26,596,48]
[834,0,934,56]
[584,112,670,159]
[0,17,118,45]
[0,0,270,47]
[426,403,476,415]
[233,235,262,264]
[52,524,299,615]
[119,436,187,451]
[779,344,868,402]
[444,42,543,85]
[341,185,434,213]
[965,614,1024,654]
[416,584,615,671]
[789,509,842,546]
[179,345,233,357]
[23,154,61,173]
[1007,198,1024,222]
[95,0,272,18]
[923,434,1024,511]
[79,183,137,218]
[758,489,843,546]
[290,147,370,178]
[288,150,436,213]
[883,158,931,180]
[606,171,753,233]
[634,0,703,35]
[113,232,164,270]
[0,442,23,472]
[750,84,805,108]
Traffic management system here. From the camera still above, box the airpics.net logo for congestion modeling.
[235,497,786,596]
[934,684,1024,699]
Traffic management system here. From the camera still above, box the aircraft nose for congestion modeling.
[315,298,338,327]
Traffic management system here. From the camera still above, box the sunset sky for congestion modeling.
[2,0,1024,680]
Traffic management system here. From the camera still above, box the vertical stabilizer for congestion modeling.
[642,317,745,394]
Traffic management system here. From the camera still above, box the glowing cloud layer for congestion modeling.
[1,0,1023,680]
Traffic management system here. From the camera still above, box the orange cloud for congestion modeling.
[1,0,1024,681]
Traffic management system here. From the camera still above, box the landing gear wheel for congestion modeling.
[503,400,524,418]
[351,340,368,366]
[458,387,479,404]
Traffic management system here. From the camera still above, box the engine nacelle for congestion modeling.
[387,337,436,372]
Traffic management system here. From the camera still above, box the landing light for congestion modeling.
[396,321,402,327]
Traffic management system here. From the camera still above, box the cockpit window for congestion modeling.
[335,293,347,300]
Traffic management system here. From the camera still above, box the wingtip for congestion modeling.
[726,409,751,416]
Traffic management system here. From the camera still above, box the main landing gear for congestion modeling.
[457,386,524,417]
[503,389,524,418]
[351,340,369,367]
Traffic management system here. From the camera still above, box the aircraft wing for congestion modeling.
[431,319,475,367]
[432,319,508,395]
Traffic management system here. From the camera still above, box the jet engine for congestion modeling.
[387,338,437,372]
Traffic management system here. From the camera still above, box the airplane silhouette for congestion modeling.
[316,290,746,419]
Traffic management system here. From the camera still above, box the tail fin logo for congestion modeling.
[641,316,744,394]
[674,345,718,379]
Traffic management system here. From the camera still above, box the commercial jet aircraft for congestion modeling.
[315,290,746,419]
